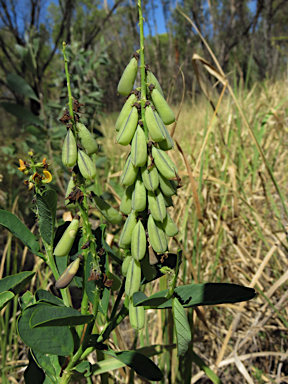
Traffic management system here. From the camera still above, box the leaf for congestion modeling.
[24,351,45,384]
[30,306,93,328]
[35,289,64,306]
[32,350,61,384]
[7,74,40,102]
[1,102,43,126]
[36,190,57,245]
[133,290,169,307]
[0,271,35,295]
[20,290,35,310]
[104,349,163,381]
[0,210,42,257]
[73,361,92,377]
[135,283,256,309]
[172,297,191,356]
[0,291,15,310]
[191,351,223,384]
[17,304,74,356]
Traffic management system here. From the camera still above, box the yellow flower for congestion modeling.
[18,159,27,172]
[42,170,52,183]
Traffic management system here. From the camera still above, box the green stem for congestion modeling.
[62,42,76,134]
[138,0,149,142]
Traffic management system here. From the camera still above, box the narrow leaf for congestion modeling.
[0,271,35,295]
[173,297,191,356]
[7,73,40,101]
[0,210,41,257]
[1,102,43,126]
[133,290,169,307]
[36,190,57,245]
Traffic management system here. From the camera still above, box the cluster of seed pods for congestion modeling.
[116,52,180,330]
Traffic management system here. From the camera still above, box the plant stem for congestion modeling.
[138,0,149,142]
[62,42,76,134]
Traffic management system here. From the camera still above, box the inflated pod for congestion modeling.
[92,194,123,225]
[131,221,146,261]
[162,211,179,237]
[141,158,159,192]
[158,124,174,151]
[106,270,122,291]
[141,253,157,281]
[146,70,164,97]
[131,174,146,212]
[116,107,138,146]
[159,173,177,196]
[129,299,145,330]
[120,184,134,215]
[152,146,178,180]
[131,125,147,167]
[65,176,77,208]
[54,217,80,257]
[122,255,133,277]
[120,155,138,186]
[147,215,168,254]
[115,93,138,131]
[119,211,137,248]
[117,54,139,96]
[78,149,97,180]
[125,258,141,297]
[62,129,77,167]
[145,105,166,142]
[76,122,98,155]
[149,86,175,125]
[148,189,167,223]
[55,256,82,289]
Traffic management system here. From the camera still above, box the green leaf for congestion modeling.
[0,210,42,257]
[24,351,45,384]
[191,351,223,384]
[7,74,40,102]
[172,297,191,356]
[133,290,169,307]
[0,291,15,310]
[30,306,93,328]
[0,271,35,295]
[103,349,163,381]
[32,350,61,384]
[36,190,57,245]
[17,304,74,356]
[135,283,256,309]
[73,361,92,377]
[35,289,64,306]
[1,102,43,126]
[20,291,35,310]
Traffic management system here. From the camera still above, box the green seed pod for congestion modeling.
[141,252,157,281]
[145,105,166,142]
[158,173,177,196]
[106,270,122,291]
[55,256,82,289]
[116,107,138,146]
[131,125,147,167]
[158,124,174,151]
[115,93,138,131]
[162,211,179,237]
[125,258,141,297]
[76,122,98,155]
[148,188,167,223]
[117,54,139,96]
[129,299,145,330]
[150,87,175,125]
[78,149,97,180]
[147,215,168,254]
[65,176,77,209]
[152,146,178,180]
[147,70,164,97]
[119,211,137,248]
[141,158,159,192]
[120,184,134,215]
[131,174,146,212]
[164,195,173,207]
[62,129,77,167]
[54,217,80,257]
[131,220,146,261]
[122,255,133,277]
[120,155,138,186]
[92,194,123,225]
